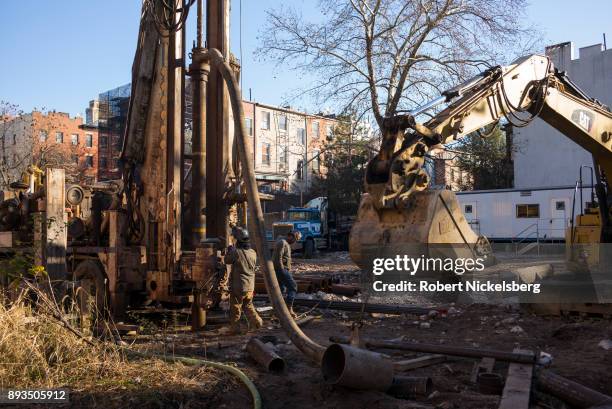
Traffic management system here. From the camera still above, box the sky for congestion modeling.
[0,0,610,117]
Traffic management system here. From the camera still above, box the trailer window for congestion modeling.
[516,204,539,218]
[464,205,473,214]
[555,201,565,211]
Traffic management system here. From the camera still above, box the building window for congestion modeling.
[261,143,271,165]
[261,111,270,130]
[85,133,93,148]
[245,118,253,136]
[312,150,320,173]
[12,134,16,145]
[99,157,107,169]
[312,121,319,138]
[326,125,333,140]
[71,134,79,145]
[516,204,539,218]
[555,201,565,211]
[464,205,473,214]
[279,115,287,131]
[279,146,287,167]
[72,155,79,165]
[99,135,108,147]
[297,128,306,145]
[296,160,304,180]
[85,155,94,168]
[55,132,64,143]
[39,130,48,142]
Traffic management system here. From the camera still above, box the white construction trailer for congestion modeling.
[455,185,596,242]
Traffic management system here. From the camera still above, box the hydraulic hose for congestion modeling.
[203,48,326,363]
[125,348,261,409]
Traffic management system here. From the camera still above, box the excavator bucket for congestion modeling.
[349,189,492,275]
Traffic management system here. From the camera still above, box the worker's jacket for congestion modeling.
[273,238,292,272]
[225,245,257,294]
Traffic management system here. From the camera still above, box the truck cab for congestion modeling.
[270,198,329,258]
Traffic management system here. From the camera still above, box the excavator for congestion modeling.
[350,54,612,273]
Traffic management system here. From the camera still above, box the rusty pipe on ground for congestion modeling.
[537,370,612,408]
[321,344,394,391]
[329,336,537,364]
[330,284,360,296]
[246,338,286,373]
[204,48,325,363]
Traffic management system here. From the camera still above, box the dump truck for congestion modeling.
[269,197,354,257]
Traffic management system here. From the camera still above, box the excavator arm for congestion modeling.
[350,54,612,269]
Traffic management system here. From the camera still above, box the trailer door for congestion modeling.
[461,201,480,235]
[550,198,569,240]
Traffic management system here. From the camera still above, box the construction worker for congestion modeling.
[225,226,263,334]
[272,230,301,317]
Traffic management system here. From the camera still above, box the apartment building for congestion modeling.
[1,111,98,186]
[87,84,131,181]
[237,102,339,194]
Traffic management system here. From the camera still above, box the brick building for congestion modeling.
[1,111,98,186]
[430,149,471,191]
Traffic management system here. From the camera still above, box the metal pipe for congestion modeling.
[191,289,206,331]
[330,284,360,296]
[205,48,325,363]
[579,165,594,214]
[409,95,447,117]
[246,338,286,373]
[537,370,612,409]
[254,295,433,316]
[187,49,209,246]
[196,0,203,48]
[329,336,537,364]
[321,344,394,391]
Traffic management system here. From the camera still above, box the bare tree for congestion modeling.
[258,0,538,128]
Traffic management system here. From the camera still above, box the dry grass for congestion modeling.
[0,286,242,408]
[0,290,124,389]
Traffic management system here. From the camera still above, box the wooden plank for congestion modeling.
[471,357,496,383]
[394,354,447,372]
[499,349,533,409]
[44,168,67,280]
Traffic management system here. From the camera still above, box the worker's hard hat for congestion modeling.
[231,226,250,242]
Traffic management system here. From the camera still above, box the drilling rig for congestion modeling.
[0,0,244,324]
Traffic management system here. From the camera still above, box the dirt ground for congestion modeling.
[26,252,612,409]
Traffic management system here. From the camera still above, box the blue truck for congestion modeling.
[267,197,354,257]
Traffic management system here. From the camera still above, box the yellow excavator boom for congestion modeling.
[350,53,612,270]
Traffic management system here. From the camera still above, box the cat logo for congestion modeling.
[571,109,594,132]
